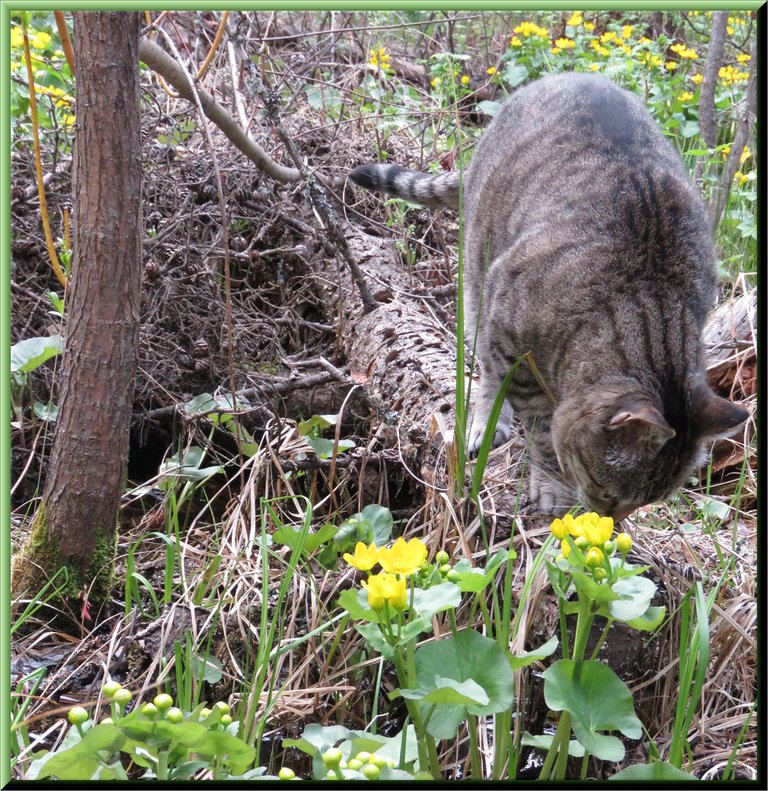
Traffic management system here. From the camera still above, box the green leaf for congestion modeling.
[571,569,620,602]
[283,723,357,757]
[338,588,383,623]
[191,729,256,775]
[476,99,501,116]
[192,654,223,684]
[610,762,699,781]
[543,660,642,762]
[406,629,515,739]
[607,575,656,622]
[305,436,356,458]
[451,549,509,593]
[334,505,393,551]
[619,605,666,632]
[10,335,64,373]
[521,731,585,757]
[411,582,461,619]
[33,400,58,422]
[680,119,700,138]
[401,676,489,707]
[37,724,125,780]
[503,62,528,87]
[510,634,559,670]
[273,522,338,555]
[183,393,216,417]
[297,413,339,436]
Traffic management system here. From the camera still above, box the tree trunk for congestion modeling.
[12,12,142,616]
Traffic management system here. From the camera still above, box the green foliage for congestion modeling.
[26,687,266,781]
[297,412,356,458]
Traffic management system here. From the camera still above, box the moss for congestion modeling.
[11,501,117,610]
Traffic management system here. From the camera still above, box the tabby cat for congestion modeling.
[350,73,748,519]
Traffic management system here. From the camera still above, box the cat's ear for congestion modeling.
[690,388,749,440]
[608,405,676,446]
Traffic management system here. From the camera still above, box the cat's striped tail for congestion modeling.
[349,164,460,210]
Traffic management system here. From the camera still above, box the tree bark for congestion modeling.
[12,12,143,613]
[698,11,728,149]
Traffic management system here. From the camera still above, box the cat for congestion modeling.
[349,73,748,519]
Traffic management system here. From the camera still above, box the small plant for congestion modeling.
[24,683,273,781]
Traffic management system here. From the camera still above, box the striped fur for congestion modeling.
[350,74,748,518]
[349,164,461,209]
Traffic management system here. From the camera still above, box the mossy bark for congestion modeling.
[11,502,116,607]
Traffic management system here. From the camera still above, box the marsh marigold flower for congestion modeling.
[622,25,634,39]
[487,65,497,75]
[578,513,614,546]
[616,532,633,554]
[549,517,570,540]
[377,537,428,576]
[566,12,583,27]
[555,38,576,49]
[362,572,407,610]
[691,73,703,84]
[343,541,379,571]
[461,74,470,85]
[583,21,595,31]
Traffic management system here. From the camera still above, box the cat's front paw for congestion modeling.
[467,418,511,455]
[528,467,574,516]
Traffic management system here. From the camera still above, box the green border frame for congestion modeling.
[2,4,762,788]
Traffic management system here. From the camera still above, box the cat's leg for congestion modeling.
[467,365,514,454]
[524,413,576,517]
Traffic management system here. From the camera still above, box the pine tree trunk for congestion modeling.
[12,12,142,616]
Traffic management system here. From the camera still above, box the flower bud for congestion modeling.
[362,763,381,780]
[435,550,450,565]
[438,563,452,575]
[113,688,132,706]
[213,701,230,717]
[593,567,607,581]
[141,703,158,719]
[616,532,633,554]
[153,693,173,711]
[278,767,296,781]
[322,748,343,768]
[585,546,604,567]
[348,758,363,771]
[102,681,122,699]
[549,518,569,540]
[220,714,233,726]
[602,539,616,555]
[68,706,89,726]
[165,707,183,724]
[355,751,371,762]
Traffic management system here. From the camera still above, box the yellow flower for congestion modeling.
[343,541,379,572]
[737,53,751,63]
[638,36,651,45]
[510,36,522,47]
[10,26,24,48]
[29,31,52,50]
[578,513,614,546]
[585,546,604,567]
[560,538,572,558]
[679,91,693,101]
[377,537,428,576]
[550,518,569,540]
[665,61,678,71]
[589,63,600,71]
[513,21,548,39]
[691,73,703,84]
[487,66,497,75]
[551,46,560,55]
[566,12,583,27]
[362,572,407,611]
[727,26,734,35]
[616,533,633,554]
[600,31,616,43]
[431,77,440,87]
[622,25,633,39]
[720,145,731,160]
[583,21,595,31]
[740,145,751,166]
[555,38,575,49]
[461,74,470,85]
[368,46,391,69]
[621,44,632,55]
[61,114,76,129]
[733,171,748,186]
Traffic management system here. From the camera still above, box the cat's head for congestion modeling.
[551,382,748,520]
